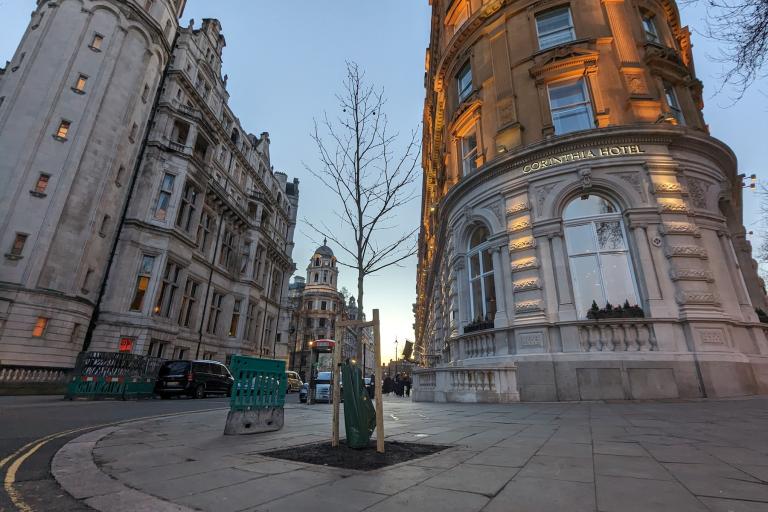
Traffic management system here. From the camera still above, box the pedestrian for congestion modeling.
[404,373,412,397]
[368,373,375,399]
[394,373,404,397]
[383,374,393,395]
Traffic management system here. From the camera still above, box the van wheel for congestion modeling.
[193,384,205,399]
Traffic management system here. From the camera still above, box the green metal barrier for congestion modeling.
[229,355,286,411]
[65,351,164,400]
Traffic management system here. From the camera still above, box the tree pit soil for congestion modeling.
[260,440,452,471]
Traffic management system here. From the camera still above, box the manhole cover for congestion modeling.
[260,440,451,471]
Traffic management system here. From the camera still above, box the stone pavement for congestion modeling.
[51,396,768,512]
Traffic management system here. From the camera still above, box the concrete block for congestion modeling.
[224,408,284,435]
[576,368,625,400]
[628,368,679,399]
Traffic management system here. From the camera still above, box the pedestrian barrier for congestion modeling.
[224,355,286,435]
[65,351,164,400]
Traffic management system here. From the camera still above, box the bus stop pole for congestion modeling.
[373,309,384,453]
[331,325,342,448]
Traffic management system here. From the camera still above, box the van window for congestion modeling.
[316,372,332,384]
[160,361,189,376]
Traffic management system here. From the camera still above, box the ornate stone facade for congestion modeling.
[414,0,768,402]
[0,2,299,368]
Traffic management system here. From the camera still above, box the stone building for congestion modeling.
[413,0,768,402]
[0,1,299,369]
[289,242,344,379]
[0,0,185,368]
[342,296,374,377]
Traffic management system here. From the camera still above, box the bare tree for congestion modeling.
[683,0,768,98]
[304,61,420,317]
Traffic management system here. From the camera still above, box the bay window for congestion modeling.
[641,13,661,44]
[563,195,639,318]
[457,61,472,103]
[461,132,478,175]
[663,82,684,125]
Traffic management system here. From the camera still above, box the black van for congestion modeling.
[155,360,234,399]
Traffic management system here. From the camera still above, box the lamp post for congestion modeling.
[394,338,398,375]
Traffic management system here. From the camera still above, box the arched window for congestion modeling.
[563,195,639,318]
[467,225,496,323]
[315,257,320,266]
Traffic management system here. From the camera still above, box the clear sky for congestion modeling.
[1,1,764,364]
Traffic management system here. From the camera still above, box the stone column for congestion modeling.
[490,245,508,328]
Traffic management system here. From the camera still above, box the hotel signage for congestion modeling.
[521,144,645,174]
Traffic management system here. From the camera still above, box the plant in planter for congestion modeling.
[586,300,645,320]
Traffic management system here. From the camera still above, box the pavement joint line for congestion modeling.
[2,406,228,512]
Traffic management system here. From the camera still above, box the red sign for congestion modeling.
[313,339,335,350]
[119,337,134,353]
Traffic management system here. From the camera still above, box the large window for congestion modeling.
[548,79,595,135]
[176,182,198,232]
[467,225,496,323]
[153,173,175,221]
[536,7,575,50]
[177,278,199,327]
[130,255,155,311]
[229,299,241,337]
[461,132,478,175]
[206,292,224,334]
[457,62,472,103]
[154,261,181,318]
[563,195,639,318]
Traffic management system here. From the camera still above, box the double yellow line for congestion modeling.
[0,406,228,512]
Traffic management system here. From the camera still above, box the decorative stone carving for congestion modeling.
[616,173,643,197]
[487,201,505,226]
[660,222,701,237]
[658,199,690,214]
[578,167,592,192]
[535,183,558,213]
[515,300,542,314]
[509,218,531,233]
[653,182,683,193]
[509,237,536,252]
[513,278,540,292]
[511,257,538,272]
[669,268,715,282]
[675,291,719,305]
[665,245,707,259]
[697,328,726,345]
[506,202,530,216]
[687,178,709,209]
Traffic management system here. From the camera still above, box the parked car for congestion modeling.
[155,360,234,399]
[286,371,303,393]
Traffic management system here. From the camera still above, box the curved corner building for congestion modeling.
[413,0,768,402]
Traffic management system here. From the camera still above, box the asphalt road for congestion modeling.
[0,394,298,511]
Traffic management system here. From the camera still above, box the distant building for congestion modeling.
[0,1,298,370]
[342,296,374,376]
[289,242,344,379]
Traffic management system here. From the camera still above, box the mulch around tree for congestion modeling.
[259,440,451,471]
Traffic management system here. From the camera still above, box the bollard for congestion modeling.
[224,356,286,435]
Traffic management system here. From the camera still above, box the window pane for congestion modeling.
[601,253,638,307]
[483,274,497,319]
[469,226,489,248]
[565,224,596,255]
[537,8,571,35]
[564,195,616,220]
[596,221,625,251]
[553,106,593,134]
[481,248,493,275]
[457,63,472,100]
[471,279,484,320]
[539,29,575,49]
[470,253,481,278]
[570,255,605,318]
[140,255,154,274]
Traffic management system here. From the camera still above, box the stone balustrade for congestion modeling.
[412,366,519,403]
[577,320,658,352]
[462,331,496,358]
[0,365,71,394]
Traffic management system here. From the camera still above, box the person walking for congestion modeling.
[404,373,412,397]
[383,374,394,395]
[394,373,403,397]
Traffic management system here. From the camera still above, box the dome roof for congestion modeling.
[315,238,334,257]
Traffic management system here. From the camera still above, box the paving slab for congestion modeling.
[516,455,594,483]
[595,453,672,480]
[421,462,519,496]
[484,476,595,512]
[364,484,488,512]
[664,463,768,502]
[596,474,708,512]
